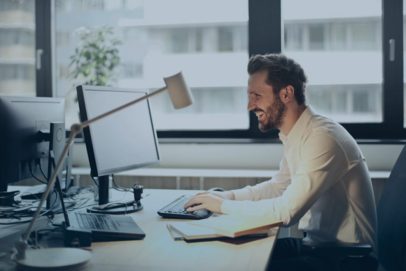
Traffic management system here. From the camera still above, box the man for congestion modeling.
[184,53,378,270]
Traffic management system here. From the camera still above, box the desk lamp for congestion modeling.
[13,72,194,270]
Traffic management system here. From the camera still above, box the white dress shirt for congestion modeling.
[221,106,378,254]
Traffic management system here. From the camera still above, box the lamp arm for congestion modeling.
[22,130,78,244]
[14,129,78,260]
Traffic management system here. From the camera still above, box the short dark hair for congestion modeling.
[247,53,307,105]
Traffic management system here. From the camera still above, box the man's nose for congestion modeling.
[247,98,255,111]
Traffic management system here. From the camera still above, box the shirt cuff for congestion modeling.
[221,200,242,215]
[231,187,251,201]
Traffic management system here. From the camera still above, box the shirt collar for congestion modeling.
[279,105,315,146]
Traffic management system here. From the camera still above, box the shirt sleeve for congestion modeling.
[221,132,349,227]
[223,154,291,208]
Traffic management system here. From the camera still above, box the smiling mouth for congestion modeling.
[255,111,265,120]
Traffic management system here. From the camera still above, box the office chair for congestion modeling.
[302,143,406,271]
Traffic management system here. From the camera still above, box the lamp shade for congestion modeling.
[164,72,194,109]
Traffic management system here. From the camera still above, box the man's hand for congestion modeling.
[183,191,235,214]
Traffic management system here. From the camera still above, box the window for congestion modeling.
[330,24,346,50]
[195,29,203,52]
[56,31,71,46]
[123,27,146,42]
[79,0,104,12]
[351,22,380,50]
[58,65,70,79]
[308,24,325,50]
[55,0,72,12]
[0,0,36,96]
[16,0,406,140]
[218,27,234,52]
[54,0,249,132]
[170,29,189,53]
[0,0,35,12]
[282,0,383,123]
[166,26,245,54]
[121,63,143,78]
[123,0,143,10]
[284,25,303,50]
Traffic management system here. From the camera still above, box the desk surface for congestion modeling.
[1,188,279,271]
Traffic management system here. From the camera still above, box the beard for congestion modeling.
[258,94,286,132]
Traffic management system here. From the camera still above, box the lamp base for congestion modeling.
[15,248,91,271]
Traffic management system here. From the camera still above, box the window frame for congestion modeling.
[38,0,405,141]
[35,0,53,97]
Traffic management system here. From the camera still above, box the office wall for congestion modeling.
[72,142,403,171]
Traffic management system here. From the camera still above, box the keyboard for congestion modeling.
[76,213,118,231]
[157,195,212,219]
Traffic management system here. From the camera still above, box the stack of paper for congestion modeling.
[167,214,282,241]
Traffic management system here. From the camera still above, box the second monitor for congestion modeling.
[77,85,161,213]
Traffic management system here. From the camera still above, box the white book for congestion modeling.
[167,222,222,240]
[189,214,283,238]
[166,224,186,241]
[167,222,270,241]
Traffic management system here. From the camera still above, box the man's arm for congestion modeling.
[184,155,291,213]
[220,133,350,226]
[232,155,291,201]
[183,191,234,214]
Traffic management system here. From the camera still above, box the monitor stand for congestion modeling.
[45,123,66,211]
[87,175,143,214]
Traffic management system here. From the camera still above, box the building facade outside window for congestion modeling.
[0,0,36,96]
[54,0,249,131]
[282,0,382,123]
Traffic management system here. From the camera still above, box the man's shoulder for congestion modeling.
[305,113,344,136]
[303,113,362,159]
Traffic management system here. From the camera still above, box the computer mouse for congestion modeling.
[208,187,225,192]
[194,209,211,219]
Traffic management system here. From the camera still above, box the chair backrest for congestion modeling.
[377,144,406,271]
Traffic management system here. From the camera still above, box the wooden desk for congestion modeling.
[1,188,279,271]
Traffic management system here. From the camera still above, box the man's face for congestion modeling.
[247,70,286,132]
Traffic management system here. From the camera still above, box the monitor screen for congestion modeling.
[0,96,65,190]
[77,85,161,178]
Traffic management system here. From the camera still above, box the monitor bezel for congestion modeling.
[77,85,161,178]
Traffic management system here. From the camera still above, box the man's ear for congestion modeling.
[280,85,295,103]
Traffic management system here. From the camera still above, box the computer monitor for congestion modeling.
[0,95,65,209]
[77,85,161,213]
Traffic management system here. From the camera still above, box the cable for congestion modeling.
[29,163,69,206]
[31,159,74,200]
[0,190,20,199]
[112,175,131,192]
[91,176,99,187]
[0,181,62,226]
[0,199,57,225]
[52,201,76,215]
[39,161,48,181]
[28,162,47,184]
[24,227,64,249]
[19,190,41,203]
[66,198,93,211]
[64,160,69,193]
[65,188,98,211]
